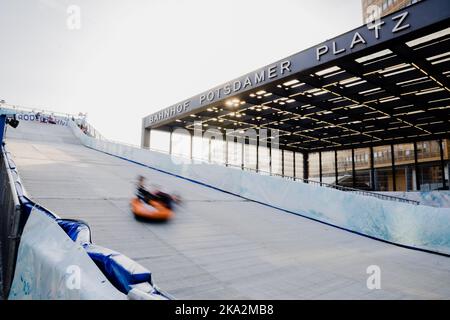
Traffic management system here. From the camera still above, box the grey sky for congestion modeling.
[0,0,362,145]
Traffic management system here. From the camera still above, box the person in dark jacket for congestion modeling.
[136,176,180,209]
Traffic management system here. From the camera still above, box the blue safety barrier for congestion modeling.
[84,244,153,294]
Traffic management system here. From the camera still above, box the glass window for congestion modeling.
[226,139,242,168]
[394,143,414,163]
[417,163,443,191]
[171,130,191,159]
[374,167,393,191]
[373,145,392,167]
[337,150,353,187]
[354,148,370,169]
[309,152,320,181]
[210,138,225,164]
[295,152,304,180]
[192,135,205,161]
[354,148,371,190]
[321,151,336,185]
[150,129,171,153]
[417,140,441,162]
[444,139,449,161]
[258,145,270,174]
[393,143,415,191]
[283,150,294,178]
[202,136,212,162]
[271,147,282,175]
[373,145,393,191]
[244,143,257,170]
[395,165,415,191]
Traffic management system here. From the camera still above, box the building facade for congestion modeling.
[143,0,450,193]
[311,140,448,191]
[362,0,421,23]
[359,0,447,192]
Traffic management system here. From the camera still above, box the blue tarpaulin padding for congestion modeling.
[9,207,127,300]
[14,200,170,299]
[57,219,91,245]
[84,244,152,294]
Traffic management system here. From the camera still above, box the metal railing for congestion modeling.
[224,163,419,205]
[77,121,106,141]
[0,103,80,120]
[0,148,23,299]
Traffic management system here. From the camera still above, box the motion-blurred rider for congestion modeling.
[136,175,179,209]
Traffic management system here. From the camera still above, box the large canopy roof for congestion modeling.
[143,0,450,152]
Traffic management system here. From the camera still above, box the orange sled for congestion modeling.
[131,198,174,221]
